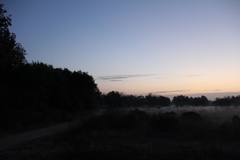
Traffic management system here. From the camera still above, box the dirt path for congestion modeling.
[0,108,106,151]
[0,122,71,151]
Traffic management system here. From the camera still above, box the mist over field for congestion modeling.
[118,105,240,124]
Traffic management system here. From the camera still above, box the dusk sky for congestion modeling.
[3,0,240,99]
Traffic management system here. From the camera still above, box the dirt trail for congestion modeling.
[0,122,71,151]
[0,108,106,151]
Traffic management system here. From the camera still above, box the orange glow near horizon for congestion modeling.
[97,73,240,98]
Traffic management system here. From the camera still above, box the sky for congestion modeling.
[2,0,240,99]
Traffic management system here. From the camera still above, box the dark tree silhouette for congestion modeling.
[172,95,189,106]
[192,95,209,106]
[145,94,170,107]
[212,96,240,106]
[172,95,209,106]
[0,4,26,73]
[105,91,122,107]
[122,95,147,107]
[2,61,100,110]
[102,92,171,107]
[231,95,240,106]
[0,4,27,110]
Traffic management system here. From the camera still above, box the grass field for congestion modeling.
[0,107,240,160]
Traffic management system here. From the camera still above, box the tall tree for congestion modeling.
[0,3,26,74]
[0,4,26,109]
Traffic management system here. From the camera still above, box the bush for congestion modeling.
[180,111,203,133]
[149,112,178,132]
[181,111,202,121]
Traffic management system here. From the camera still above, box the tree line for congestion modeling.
[100,91,171,107]
[1,62,100,111]
[100,91,240,107]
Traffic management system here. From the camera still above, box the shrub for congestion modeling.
[149,112,178,132]
[181,111,202,121]
[180,111,203,132]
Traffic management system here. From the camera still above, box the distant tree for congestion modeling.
[121,94,135,107]
[231,95,240,106]
[158,95,171,106]
[213,96,232,106]
[212,96,240,106]
[145,94,170,106]
[105,91,122,107]
[172,95,190,106]
[172,95,209,107]
[200,95,209,106]
[136,96,147,106]
[192,95,209,106]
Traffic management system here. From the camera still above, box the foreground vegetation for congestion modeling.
[50,109,240,160]
[1,109,240,160]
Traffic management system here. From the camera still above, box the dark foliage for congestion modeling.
[103,92,240,108]
[213,96,240,106]
[149,112,178,132]
[51,110,240,159]
[191,96,209,106]
[145,94,171,106]
[1,62,100,111]
[172,95,240,107]
[181,111,202,121]
[172,95,190,106]
[103,92,170,107]
[0,4,26,74]
[180,111,203,130]
[105,91,122,107]
[0,4,27,111]
[172,95,209,106]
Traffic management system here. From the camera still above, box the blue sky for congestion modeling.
[2,0,240,98]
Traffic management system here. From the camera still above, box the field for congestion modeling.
[0,106,240,160]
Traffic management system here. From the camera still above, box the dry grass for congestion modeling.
[1,108,240,160]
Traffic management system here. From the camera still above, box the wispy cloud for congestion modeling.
[152,90,190,94]
[180,74,203,77]
[98,74,157,82]
[109,79,123,82]
[98,74,203,82]
[156,74,203,79]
